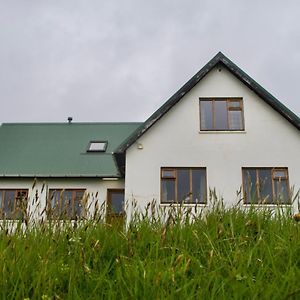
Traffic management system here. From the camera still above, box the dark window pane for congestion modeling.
[50,190,60,209]
[50,190,62,218]
[258,169,273,204]
[0,191,2,212]
[74,191,84,217]
[243,169,258,203]
[200,101,213,130]
[192,169,206,203]
[177,169,190,202]
[62,191,73,217]
[4,190,15,217]
[15,191,27,219]
[274,180,289,203]
[215,100,228,130]
[228,110,243,130]
[162,180,175,202]
[110,192,124,214]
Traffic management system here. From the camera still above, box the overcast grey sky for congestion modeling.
[0,0,300,123]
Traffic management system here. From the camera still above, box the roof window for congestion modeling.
[87,141,107,152]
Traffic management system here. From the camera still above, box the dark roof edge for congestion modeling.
[219,54,300,130]
[0,122,142,127]
[116,52,300,153]
[115,52,223,153]
[0,174,124,178]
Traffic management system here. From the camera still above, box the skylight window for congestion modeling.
[87,141,107,152]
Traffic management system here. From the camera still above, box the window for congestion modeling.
[48,189,85,219]
[161,168,207,204]
[87,141,107,152]
[200,98,244,131]
[242,168,290,204]
[106,189,125,225]
[0,189,28,219]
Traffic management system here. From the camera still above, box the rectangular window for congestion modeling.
[48,189,85,219]
[200,98,244,131]
[161,167,206,204]
[87,141,107,152]
[242,168,290,204]
[0,189,28,219]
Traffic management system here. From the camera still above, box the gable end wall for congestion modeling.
[125,66,300,215]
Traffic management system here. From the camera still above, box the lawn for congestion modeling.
[0,204,299,299]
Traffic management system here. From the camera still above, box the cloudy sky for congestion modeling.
[0,0,300,123]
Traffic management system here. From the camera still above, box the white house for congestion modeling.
[0,52,299,223]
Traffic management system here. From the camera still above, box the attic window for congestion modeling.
[87,141,107,152]
[200,98,244,131]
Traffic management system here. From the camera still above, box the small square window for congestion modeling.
[87,141,107,152]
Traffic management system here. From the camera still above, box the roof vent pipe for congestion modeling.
[68,117,73,124]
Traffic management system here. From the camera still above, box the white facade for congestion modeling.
[124,66,300,217]
[1,55,299,223]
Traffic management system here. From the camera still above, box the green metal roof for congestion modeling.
[0,122,141,177]
[116,52,300,153]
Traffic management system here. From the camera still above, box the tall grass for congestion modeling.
[0,196,300,300]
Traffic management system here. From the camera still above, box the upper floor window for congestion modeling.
[200,98,244,131]
[47,189,85,220]
[161,167,207,204]
[242,168,290,204]
[0,189,28,219]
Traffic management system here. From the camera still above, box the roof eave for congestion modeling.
[0,174,124,178]
[115,52,223,153]
[218,56,300,130]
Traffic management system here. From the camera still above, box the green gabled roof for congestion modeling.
[116,52,300,153]
[0,122,141,177]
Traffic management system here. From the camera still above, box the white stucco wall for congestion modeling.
[125,66,300,218]
[0,177,124,221]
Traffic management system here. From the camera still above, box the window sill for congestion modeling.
[199,130,246,134]
[243,203,291,207]
[160,203,207,207]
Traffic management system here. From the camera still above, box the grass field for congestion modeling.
[0,203,300,299]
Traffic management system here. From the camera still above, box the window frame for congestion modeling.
[160,167,207,204]
[242,167,290,205]
[47,189,86,220]
[199,97,245,131]
[0,189,28,220]
[86,141,108,153]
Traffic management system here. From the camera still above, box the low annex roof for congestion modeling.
[116,52,300,153]
[0,122,141,177]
